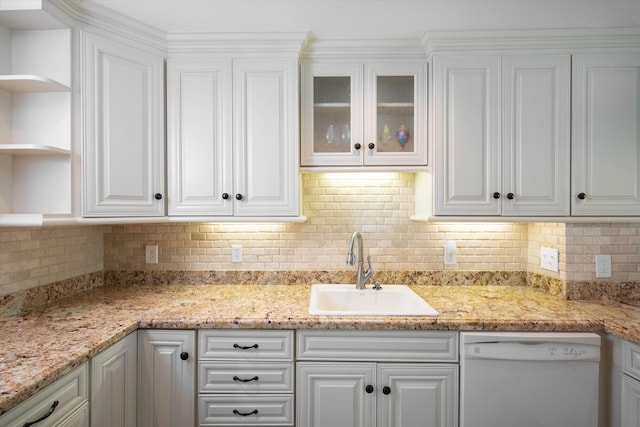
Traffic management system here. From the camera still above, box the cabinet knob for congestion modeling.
[492,192,501,199]
[506,192,514,200]
[368,143,375,150]
[222,193,229,200]
[235,193,243,201]
[154,193,163,200]
[180,352,189,361]
[578,192,586,200]
[354,143,362,150]
[365,385,374,394]
[382,386,391,395]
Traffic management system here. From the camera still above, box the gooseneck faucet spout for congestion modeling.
[346,232,374,290]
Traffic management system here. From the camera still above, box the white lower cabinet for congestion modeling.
[622,339,640,426]
[197,330,294,426]
[0,363,88,427]
[90,331,137,427]
[138,330,196,427]
[296,330,459,427]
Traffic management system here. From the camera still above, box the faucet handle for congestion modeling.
[366,255,374,275]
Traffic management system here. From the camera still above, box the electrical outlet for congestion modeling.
[145,245,158,264]
[231,245,243,263]
[444,240,457,265]
[595,255,612,278]
[540,247,559,272]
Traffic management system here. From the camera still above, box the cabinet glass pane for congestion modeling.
[313,76,351,153]
[376,75,414,153]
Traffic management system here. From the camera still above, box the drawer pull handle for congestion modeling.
[23,400,59,427]
[233,409,259,417]
[233,375,259,382]
[233,343,259,350]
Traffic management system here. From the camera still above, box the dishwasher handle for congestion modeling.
[463,341,601,362]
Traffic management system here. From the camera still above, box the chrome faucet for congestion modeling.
[346,232,374,290]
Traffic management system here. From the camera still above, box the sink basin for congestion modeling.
[309,284,439,316]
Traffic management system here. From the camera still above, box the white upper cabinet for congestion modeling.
[433,54,570,216]
[82,31,165,217]
[232,58,300,216]
[0,4,74,225]
[572,53,640,216]
[167,34,304,218]
[301,51,427,168]
[167,58,233,216]
[432,55,502,215]
[502,54,571,216]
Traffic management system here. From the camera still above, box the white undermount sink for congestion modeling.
[309,284,439,316]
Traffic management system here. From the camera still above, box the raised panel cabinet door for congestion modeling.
[297,362,376,427]
[622,375,640,427]
[233,58,299,216]
[91,332,137,427]
[572,53,640,216]
[377,364,458,427]
[82,31,165,216]
[433,55,501,215]
[502,54,571,216]
[167,58,233,216]
[138,330,195,427]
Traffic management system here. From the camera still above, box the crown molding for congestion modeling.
[167,31,309,56]
[423,27,640,55]
[49,0,167,53]
[300,38,426,60]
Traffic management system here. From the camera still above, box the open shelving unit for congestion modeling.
[0,5,73,226]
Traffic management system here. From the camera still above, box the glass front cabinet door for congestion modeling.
[301,61,426,167]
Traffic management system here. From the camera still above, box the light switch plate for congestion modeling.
[540,247,559,272]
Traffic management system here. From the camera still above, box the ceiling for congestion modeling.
[80,0,640,40]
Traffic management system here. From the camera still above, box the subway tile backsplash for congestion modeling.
[1,173,639,298]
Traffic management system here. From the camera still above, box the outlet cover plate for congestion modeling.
[540,247,559,272]
[145,245,158,264]
[231,245,242,263]
[595,255,612,278]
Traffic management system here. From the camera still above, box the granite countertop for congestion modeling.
[1,283,639,415]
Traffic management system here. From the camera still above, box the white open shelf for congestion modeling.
[0,144,70,156]
[0,74,70,92]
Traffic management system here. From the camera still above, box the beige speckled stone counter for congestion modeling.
[1,283,639,415]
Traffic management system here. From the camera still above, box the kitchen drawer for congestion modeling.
[297,330,459,362]
[199,362,294,393]
[199,330,293,360]
[0,363,88,427]
[624,340,640,380]
[198,394,294,426]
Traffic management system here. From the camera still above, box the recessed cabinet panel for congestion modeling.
[82,32,165,217]
[167,59,232,215]
[433,55,501,215]
[572,53,640,215]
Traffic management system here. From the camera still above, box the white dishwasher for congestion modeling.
[460,332,601,427]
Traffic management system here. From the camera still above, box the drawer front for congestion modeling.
[199,362,294,393]
[0,363,88,427]
[199,330,293,360]
[624,340,640,380]
[297,330,459,362]
[198,394,294,426]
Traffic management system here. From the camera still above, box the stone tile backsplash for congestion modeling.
[1,173,639,298]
